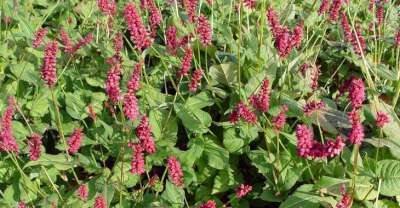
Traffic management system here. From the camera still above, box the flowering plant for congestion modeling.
[0,0,400,207]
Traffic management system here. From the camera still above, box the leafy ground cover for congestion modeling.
[1,0,400,207]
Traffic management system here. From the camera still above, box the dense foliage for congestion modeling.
[1,0,400,207]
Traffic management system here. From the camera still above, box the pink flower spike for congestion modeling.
[178,47,193,77]
[230,101,258,124]
[249,79,270,112]
[348,78,365,110]
[94,195,107,208]
[0,97,19,153]
[166,26,178,55]
[136,116,156,154]
[197,15,212,46]
[147,0,162,37]
[183,0,198,22]
[105,64,121,102]
[127,62,143,93]
[123,93,139,121]
[18,202,26,208]
[348,110,364,145]
[189,68,203,92]
[97,0,116,16]
[236,184,252,198]
[303,100,326,116]
[32,28,48,48]
[395,30,400,46]
[329,0,343,22]
[77,184,89,201]
[60,27,73,54]
[71,33,93,54]
[318,0,330,15]
[130,144,145,174]
[29,133,42,161]
[296,124,314,157]
[67,128,83,154]
[124,3,152,50]
[376,111,390,128]
[167,156,184,187]
[199,200,217,208]
[244,0,256,9]
[273,105,289,131]
[41,41,58,87]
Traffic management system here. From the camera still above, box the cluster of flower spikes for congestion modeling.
[0,97,19,153]
[199,200,217,208]
[167,156,184,187]
[303,100,326,116]
[28,133,42,161]
[67,128,84,154]
[97,0,116,16]
[296,124,345,159]
[266,7,303,58]
[197,15,212,46]
[123,3,152,50]
[340,12,366,56]
[32,27,48,48]
[41,41,58,87]
[249,79,270,112]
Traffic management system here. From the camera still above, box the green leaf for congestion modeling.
[162,181,185,207]
[223,128,244,154]
[174,103,212,133]
[10,62,39,83]
[279,185,321,208]
[185,92,214,109]
[248,149,274,176]
[26,88,51,117]
[315,176,349,194]
[202,137,229,170]
[365,138,400,159]
[149,109,178,145]
[24,154,74,171]
[212,168,236,194]
[377,160,400,197]
[209,63,237,86]
[376,64,397,81]
[65,92,88,120]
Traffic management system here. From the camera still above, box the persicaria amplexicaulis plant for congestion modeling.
[3,1,400,207]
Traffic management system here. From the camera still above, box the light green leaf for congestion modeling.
[65,92,88,120]
[377,160,400,197]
